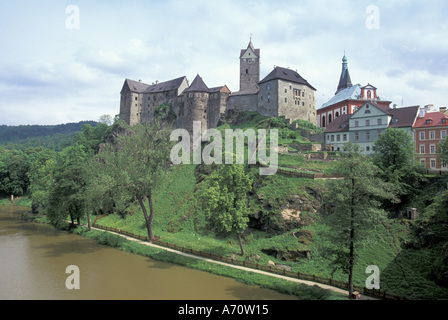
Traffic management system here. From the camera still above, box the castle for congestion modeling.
[119,40,317,133]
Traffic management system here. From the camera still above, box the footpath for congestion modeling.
[90,225,377,301]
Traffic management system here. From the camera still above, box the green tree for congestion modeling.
[372,127,423,213]
[28,148,57,211]
[326,142,397,298]
[438,136,448,167]
[0,149,30,197]
[95,121,173,242]
[98,114,114,126]
[74,122,111,155]
[198,163,253,255]
[46,144,90,228]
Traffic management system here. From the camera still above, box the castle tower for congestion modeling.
[335,54,353,94]
[182,74,210,135]
[239,39,260,93]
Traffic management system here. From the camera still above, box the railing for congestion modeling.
[255,163,341,180]
[92,222,407,300]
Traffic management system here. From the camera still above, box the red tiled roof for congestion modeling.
[413,111,448,128]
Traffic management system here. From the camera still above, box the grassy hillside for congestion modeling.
[89,112,448,299]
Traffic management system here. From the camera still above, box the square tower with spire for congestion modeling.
[239,39,260,93]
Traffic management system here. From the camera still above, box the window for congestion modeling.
[365,110,371,114]
[267,83,271,90]
[355,121,359,127]
[366,120,370,126]
[442,130,447,139]
[377,118,382,125]
[331,135,335,142]
[420,159,426,166]
[430,131,436,140]
[337,135,341,142]
[430,144,436,154]
[442,160,447,168]
[246,69,248,74]
[420,145,425,154]
[355,133,359,141]
[267,93,271,103]
[426,119,431,124]
[420,132,425,140]
[285,98,287,103]
[285,89,287,93]
[343,134,347,142]
[366,146,370,152]
[366,132,370,140]
[431,159,437,168]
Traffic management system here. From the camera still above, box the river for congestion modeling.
[0,205,298,300]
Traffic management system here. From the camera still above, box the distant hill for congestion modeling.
[0,121,98,151]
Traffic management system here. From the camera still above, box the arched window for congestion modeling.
[367,91,372,99]
[329,114,332,123]
[335,112,340,118]
[322,115,326,127]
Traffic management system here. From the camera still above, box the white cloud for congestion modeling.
[0,0,447,125]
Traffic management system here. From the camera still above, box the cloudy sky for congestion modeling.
[0,0,447,126]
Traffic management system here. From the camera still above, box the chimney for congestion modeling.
[156,80,159,85]
[425,104,434,112]
[419,107,425,118]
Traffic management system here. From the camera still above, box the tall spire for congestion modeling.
[335,53,353,94]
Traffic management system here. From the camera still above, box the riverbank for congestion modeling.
[86,224,374,300]
[75,225,349,300]
[7,201,348,300]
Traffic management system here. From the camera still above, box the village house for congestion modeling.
[413,106,448,171]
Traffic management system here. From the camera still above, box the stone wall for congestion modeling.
[227,93,259,113]
[277,80,317,124]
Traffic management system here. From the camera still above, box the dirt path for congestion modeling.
[91,226,377,300]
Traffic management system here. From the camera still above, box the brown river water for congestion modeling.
[0,205,298,300]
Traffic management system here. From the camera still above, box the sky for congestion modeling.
[0,0,447,126]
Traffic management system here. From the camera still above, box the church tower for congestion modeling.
[239,39,260,93]
[335,54,353,94]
